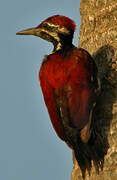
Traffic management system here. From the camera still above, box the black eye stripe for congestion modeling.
[42,23,58,32]
[40,31,58,42]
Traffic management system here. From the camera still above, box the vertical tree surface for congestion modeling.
[71,0,117,180]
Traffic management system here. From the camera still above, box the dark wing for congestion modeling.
[53,81,94,144]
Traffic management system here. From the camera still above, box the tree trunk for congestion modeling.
[71,1,117,180]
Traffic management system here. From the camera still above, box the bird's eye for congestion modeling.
[42,23,48,29]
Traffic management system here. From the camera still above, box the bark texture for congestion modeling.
[71,0,117,180]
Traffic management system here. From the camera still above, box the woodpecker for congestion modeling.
[16,15,101,178]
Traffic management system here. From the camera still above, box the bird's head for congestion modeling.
[16,15,76,52]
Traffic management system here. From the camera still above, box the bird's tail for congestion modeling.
[74,130,107,179]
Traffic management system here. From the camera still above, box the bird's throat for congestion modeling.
[52,39,73,54]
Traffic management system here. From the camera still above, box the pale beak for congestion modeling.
[16,27,41,36]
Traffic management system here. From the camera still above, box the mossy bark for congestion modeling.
[71,1,117,179]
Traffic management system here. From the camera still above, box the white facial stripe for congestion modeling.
[43,22,59,28]
[39,28,60,42]
[35,27,62,53]
[43,22,70,34]
[43,29,62,51]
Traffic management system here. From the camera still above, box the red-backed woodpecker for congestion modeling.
[16,15,101,178]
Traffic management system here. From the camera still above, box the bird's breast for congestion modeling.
[42,55,77,88]
[40,50,93,91]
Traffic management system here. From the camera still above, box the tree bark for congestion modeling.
[71,1,117,180]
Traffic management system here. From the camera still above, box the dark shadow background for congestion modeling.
[92,45,116,172]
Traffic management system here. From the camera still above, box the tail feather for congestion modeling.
[73,130,107,179]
